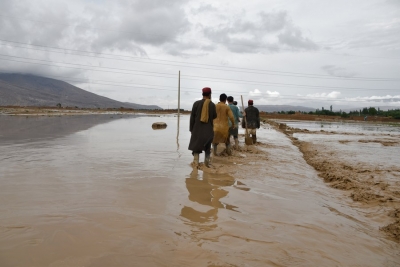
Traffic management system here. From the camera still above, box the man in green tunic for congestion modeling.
[227,96,242,149]
[188,87,217,167]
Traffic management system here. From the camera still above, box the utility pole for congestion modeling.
[176,71,181,150]
[178,71,181,115]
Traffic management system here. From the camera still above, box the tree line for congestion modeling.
[275,107,400,119]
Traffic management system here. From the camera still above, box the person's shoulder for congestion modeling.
[193,99,200,105]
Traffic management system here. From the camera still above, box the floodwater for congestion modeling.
[0,115,399,267]
[279,119,400,134]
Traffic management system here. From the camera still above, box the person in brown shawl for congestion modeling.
[212,93,236,156]
[188,87,217,167]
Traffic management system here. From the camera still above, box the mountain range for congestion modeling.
[1,73,397,112]
[0,73,161,109]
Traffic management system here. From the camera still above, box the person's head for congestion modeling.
[202,87,211,98]
[233,101,237,106]
[220,93,228,102]
[248,99,254,106]
[227,96,234,103]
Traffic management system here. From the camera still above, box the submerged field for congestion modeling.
[0,114,399,266]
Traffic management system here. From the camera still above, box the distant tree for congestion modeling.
[362,107,369,115]
[330,105,332,112]
[56,103,62,108]
[288,110,295,114]
[369,107,377,115]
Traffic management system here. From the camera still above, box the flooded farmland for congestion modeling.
[0,114,400,266]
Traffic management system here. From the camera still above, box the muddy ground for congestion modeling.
[204,119,400,242]
[286,124,400,242]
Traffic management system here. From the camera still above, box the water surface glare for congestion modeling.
[277,119,400,135]
[0,115,399,266]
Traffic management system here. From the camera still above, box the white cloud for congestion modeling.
[249,88,262,97]
[304,91,341,99]
[201,10,318,53]
[266,90,280,97]
[346,94,400,103]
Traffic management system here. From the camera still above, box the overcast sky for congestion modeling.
[0,0,399,110]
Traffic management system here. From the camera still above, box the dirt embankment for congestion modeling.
[266,119,400,242]
[260,112,400,123]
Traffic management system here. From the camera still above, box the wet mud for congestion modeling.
[267,119,400,242]
[1,114,400,266]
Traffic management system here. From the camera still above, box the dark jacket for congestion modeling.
[244,105,260,129]
[188,99,217,152]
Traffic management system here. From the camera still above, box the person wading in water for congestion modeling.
[188,87,217,167]
[227,96,242,150]
[212,93,236,156]
[243,99,260,144]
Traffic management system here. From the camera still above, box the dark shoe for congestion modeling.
[204,153,211,167]
[226,144,232,156]
[213,144,218,156]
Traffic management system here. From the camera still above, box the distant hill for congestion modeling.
[0,73,162,109]
[256,105,315,113]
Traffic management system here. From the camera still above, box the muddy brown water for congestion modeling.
[0,114,399,266]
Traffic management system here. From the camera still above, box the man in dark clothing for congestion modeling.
[188,87,217,167]
[244,99,260,144]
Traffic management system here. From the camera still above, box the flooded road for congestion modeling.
[0,114,399,266]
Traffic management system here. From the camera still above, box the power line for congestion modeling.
[27,73,399,94]
[56,79,400,103]
[1,72,399,104]
[0,56,178,79]
[0,39,399,81]
[1,54,398,92]
[182,74,400,91]
[12,73,400,103]
[2,13,400,63]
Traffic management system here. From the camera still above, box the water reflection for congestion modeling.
[280,120,400,134]
[180,170,237,224]
[0,114,138,144]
